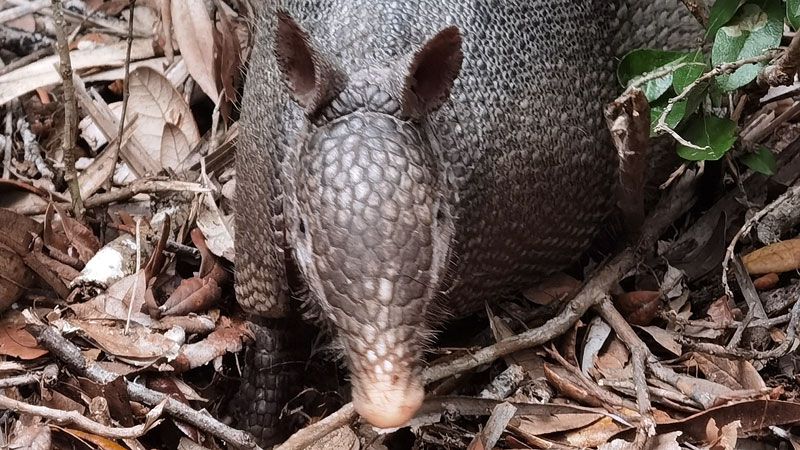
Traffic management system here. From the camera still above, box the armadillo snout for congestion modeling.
[352,370,424,428]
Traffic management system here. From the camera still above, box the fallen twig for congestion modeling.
[15,178,210,215]
[52,0,85,221]
[24,316,264,450]
[0,392,161,438]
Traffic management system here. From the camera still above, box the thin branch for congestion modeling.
[721,184,800,298]
[654,52,778,148]
[0,373,39,388]
[51,0,85,221]
[24,317,263,450]
[0,392,160,438]
[106,0,136,189]
[679,294,800,360]
[15,178,210,215]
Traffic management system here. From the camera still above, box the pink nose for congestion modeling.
[352,377,424,428]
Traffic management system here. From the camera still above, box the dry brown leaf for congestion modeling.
[704,418,741,450]
[0,244,34,312]
[77,140,123,199]
[0,207,41,251]
[22,251,71,299]
[562,415,625,448]
[582,316,611,375]
[171,0,218,102]
[127,66,201,167]
[161,277,221,316]
[673,374,731,408]
[543,363,603,408]
[706,295,737,326]
[614,290,660,325]
[197,192,234,261]
[147,375,199,439]
[62,428,128,450]
[172,316,250,371]
[305,427,359,450]
[69,272,150,324]
[0,310,48,359]
[487,305,545,379]
[43,204,72,256]
[7,14,36,32]
[742,238,800,275]
[713,420,740,450]
[523,272,581,305]
[71,318,181,364]
[52,203,101,264]
[28,251,80,285]
[600,432,681,450]
[514,413,604,436]
[752,272,779,290]
[687,352,766,391]
[214,2,243,116]
[594,336,629,375]
[636,325,682,356]
[78,375,135,427]
[42,387,86,415]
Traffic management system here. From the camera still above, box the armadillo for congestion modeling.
[234,0,701,443]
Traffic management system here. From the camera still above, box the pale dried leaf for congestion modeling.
[0,40,157,106]
[77,141,122,199]
[8,421,51,450]
[160,123,198,171]
[69,272,152,325]
[171,0,218,102]
[197,192,234,261]
[581,316,611,376]
[127,66,201,167]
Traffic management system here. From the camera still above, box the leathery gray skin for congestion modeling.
[235,0,702,436]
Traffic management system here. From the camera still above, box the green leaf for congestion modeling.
[707,0,744,38]
[617,49,697,101]
[788,0,800,30]
[672,52,707,93]
[741,146,777,174]
[712,0,783,92]
[676,114,737,160]
[650,101,688,137]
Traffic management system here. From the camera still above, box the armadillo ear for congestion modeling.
[401,26,463,118]
[274,11,345,114]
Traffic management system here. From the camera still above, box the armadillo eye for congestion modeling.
[435,207,444,221]
[298,219,306,235]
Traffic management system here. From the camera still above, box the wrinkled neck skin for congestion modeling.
[285,64,456,427]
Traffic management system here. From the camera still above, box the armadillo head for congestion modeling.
[273,12,462,427]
